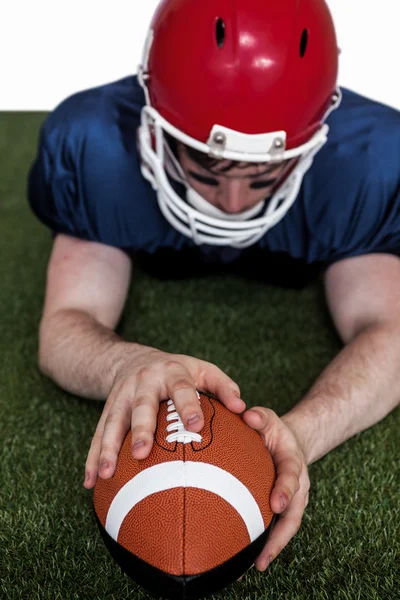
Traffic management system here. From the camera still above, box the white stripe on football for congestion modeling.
[105,460,265,543]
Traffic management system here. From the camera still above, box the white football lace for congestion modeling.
[165,400,203,444]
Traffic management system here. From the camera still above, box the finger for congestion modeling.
[164,361,205,433]
[130,380,162,460]
[255,496,305,571]
[98,393,133,479]
[243,409,303,513]
[84,426,104,489]
[83,386,122,489]
[196,360,245,413]
[269,450,302,514]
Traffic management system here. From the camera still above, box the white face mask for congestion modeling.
[138,91,342,247]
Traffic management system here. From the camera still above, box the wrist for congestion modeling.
[281,411,315,465]
[111,341,160,382]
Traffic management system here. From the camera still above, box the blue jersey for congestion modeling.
[28,76,400,286]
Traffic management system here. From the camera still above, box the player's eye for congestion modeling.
[188,171,219,187]
[249,178,275,190]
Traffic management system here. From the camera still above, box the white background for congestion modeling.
[0,0,399,111]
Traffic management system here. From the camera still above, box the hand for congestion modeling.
[83,346,245,488]
[242,407,310,571]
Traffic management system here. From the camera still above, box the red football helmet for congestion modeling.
[138,0,341,247]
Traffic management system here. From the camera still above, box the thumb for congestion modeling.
[243,407,277,432]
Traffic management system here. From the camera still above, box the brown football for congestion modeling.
[93,393,276,599]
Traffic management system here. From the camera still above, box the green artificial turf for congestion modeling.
[0,112,399,600]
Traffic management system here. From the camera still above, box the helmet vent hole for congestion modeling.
[300,29,309,57]
[216,18,226,48]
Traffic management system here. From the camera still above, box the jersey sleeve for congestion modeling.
[27,77,164,252]
[301,96,400,268]
[327,135,400,264]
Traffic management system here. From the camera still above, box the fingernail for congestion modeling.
[85,472,90,482]
[280,495,286,511]
[101,460,109,470]
[133,440,145,452]
[187,414,200,426]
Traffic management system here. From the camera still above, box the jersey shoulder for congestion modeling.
[327,86,400,136]
[304,87,400,264]
[43,76,144,137]
[28,76,177,252]
[266,88,400,266]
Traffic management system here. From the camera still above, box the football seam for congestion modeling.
[154,400,178,453]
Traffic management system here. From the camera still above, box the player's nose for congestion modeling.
[217,179,250,214]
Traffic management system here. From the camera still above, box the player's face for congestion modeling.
[177,143,296,215]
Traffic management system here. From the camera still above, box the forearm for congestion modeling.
[282,322,400,465]
[39,308,153,400]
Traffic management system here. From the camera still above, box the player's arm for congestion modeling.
[39,233,244,488]
[39,233,134,399]
[244,252,400,571]
[282,252,400,464]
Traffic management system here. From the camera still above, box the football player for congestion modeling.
[28,0,400,572]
